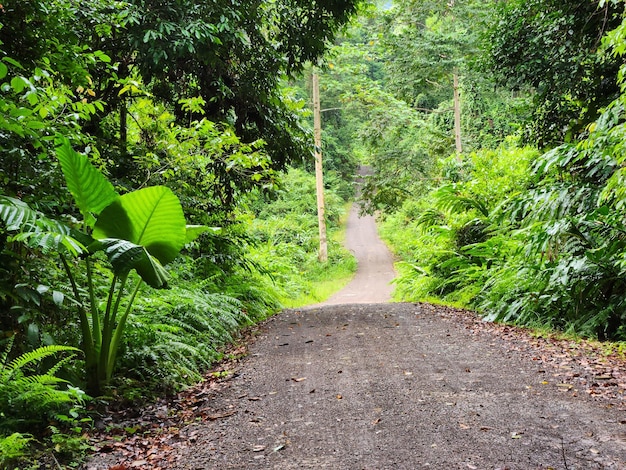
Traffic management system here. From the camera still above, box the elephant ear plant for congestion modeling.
[0,138,208,395]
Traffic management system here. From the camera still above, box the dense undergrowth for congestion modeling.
[0,165,354,469]
[246,168,356,307]
[360,0,626,345]
[381,124,626,341]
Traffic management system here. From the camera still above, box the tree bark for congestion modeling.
[312,72,328,263]
[453,70,462,161]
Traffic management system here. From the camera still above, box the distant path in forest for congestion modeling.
[317,165,395,306]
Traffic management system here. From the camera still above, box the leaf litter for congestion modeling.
[421,303,626,408]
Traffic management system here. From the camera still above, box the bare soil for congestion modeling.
[85,194,626,469]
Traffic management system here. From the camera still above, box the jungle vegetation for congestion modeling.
[2,0,626,466]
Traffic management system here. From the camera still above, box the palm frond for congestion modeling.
[0,196,88,256]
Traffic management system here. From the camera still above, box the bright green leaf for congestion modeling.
[93,186,186,265]
[55,139,118,226]
[10,76,27,93]
[185,224,216,243]
[91,238,170,288]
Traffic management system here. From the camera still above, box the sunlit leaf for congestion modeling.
[93,186,186,265]
[55,139,118,227]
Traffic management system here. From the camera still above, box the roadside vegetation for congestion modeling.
[359,0,626,343]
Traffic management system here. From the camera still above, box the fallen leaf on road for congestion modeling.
[252,445,265,452]
[291,377,306,382]
[207,410,237,420]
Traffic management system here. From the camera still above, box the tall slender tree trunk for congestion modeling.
[453,70,462,161]
[312,72,328,263]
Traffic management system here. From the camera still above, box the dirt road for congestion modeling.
[317,199,395,305]
[86,172,626,469]
[168,304,625,469]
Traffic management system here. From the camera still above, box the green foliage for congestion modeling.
[381,0,487,108]
[0,53,106,204]
[483,0,624,147]
[246,168,356,307]
[382,8,626,340]
[118,286,249,393]
[61,0,360,185]
[315,4,531,216]
[0,141,204,395]
[380,144,537,305]
[0,337,86,434]
[120,97,280,216]
[0,195,86,256]
[0,432,33,468]
[353,88,434,213]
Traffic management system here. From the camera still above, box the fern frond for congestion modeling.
[4,345,79,376]
[19,374,68,387]
[433,184,490,217]
[0,336,15,369]
[45,355,77,377]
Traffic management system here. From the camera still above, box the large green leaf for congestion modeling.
[55,139,118,227]
[92,186,186,265]
[91,238,169,288]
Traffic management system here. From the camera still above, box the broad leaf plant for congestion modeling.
[0,139,207,395]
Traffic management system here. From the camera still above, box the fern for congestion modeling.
[0,432,33,467]
[0,337,86,434]
[432,184,490,218]
[116,287,247,391]
[3,344,80,376]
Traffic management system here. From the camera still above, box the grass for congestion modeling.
[276,201,357,308]
[278,266,355,308]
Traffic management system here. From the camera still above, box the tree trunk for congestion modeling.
[453,70,462,161]
[312,72,328,263]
